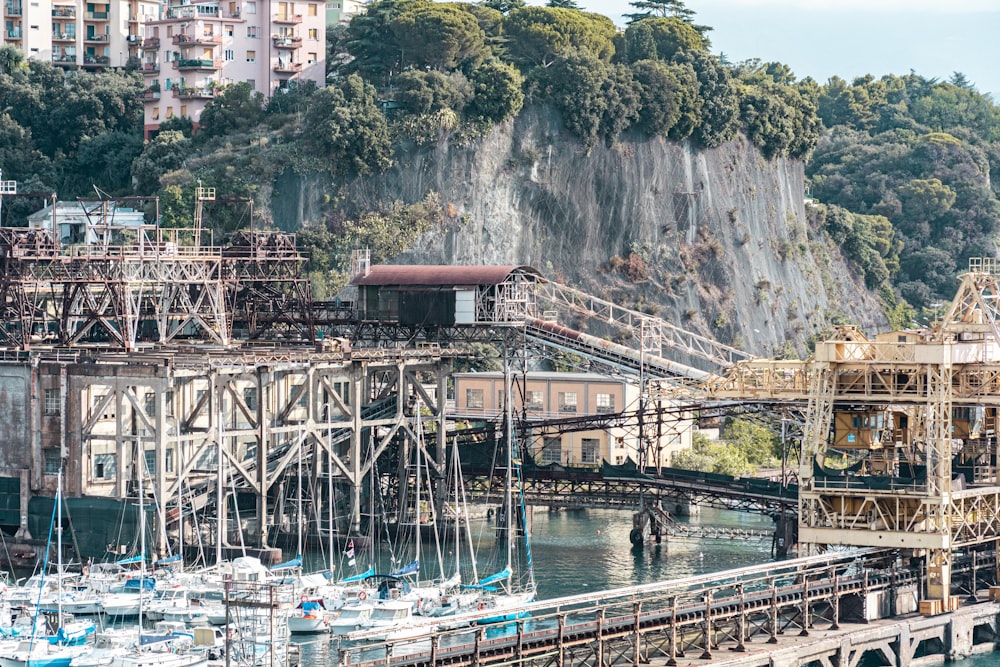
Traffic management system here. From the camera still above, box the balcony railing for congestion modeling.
[52,54,77,64]
[84,34,110,42]
[5,4,22,16]
[273,61,302,73]
[6,28,21,39]
[175,86,215,100]
[141,37,159,49]
[82,55,111,66]
[141,62,160,74]
[173,33,222,46]
[141,88,161,101]
[52,6,74,16]
[272,35,301,49]
[175,58,223,71]
[85,10,109,19]
[272,13,302,23]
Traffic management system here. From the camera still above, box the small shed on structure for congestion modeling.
[352,265,541,326]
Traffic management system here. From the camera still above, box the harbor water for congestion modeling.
[294,506,777,664]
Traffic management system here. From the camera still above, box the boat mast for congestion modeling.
[297,428,303,560]
[503,346,513,579]
[216,412,224,566]
[138,435,145,635]
[328,411,334,574]
[414,399,421,587]
[57,467,63,627]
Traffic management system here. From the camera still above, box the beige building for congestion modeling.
[2,0,160,69]
[324,0,361,26]
[452,371,693,469]
[139,0,327,136]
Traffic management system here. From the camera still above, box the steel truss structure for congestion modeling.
[37,344,456,557]
[0,189,313,350]
[650,259,1000,602]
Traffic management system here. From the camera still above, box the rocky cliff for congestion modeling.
[274,106,888,357]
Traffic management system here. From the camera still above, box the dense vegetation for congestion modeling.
[1,0,999,319]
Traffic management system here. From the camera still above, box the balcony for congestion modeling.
[84,10,109,19]
[273,61,302,74]
[173,33,222,46]
[6,28,20,39]
[82,55,111,67]
[141,62,159,75]
[272,35,301,49]
[52,53,77,64]
[5,3,22,16]
[174,58,223,71]
[141,37,159,49]
[175,86,215,100]
[272,13,302,24]
[52,6,74,17]
[141,88,161,101]
[52,32,75,42]
[84,33,110,43]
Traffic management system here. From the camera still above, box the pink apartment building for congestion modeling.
[139,0,326,136]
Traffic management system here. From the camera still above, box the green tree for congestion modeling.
[547,0,580,7]
[394,70,467,115]
[620,17,707,63]
[503,7,616,66]
[0,45,26,74]
[197,82,264,137]
[390,3,487,71]
[673,432,753,476]
[630,59,683,136]
[66,131,144,196]
[482,0,524,13]
[466,61,524,124]
[265,79,318,115]
[345,0,417,84]
[130,130,192,195]
[529,49,613,148]
[720,418,779,467]
[303,75,392,178]
[675,51,739,148]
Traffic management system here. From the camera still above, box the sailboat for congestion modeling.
[0,469,94,667]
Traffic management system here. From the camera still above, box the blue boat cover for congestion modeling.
[390,559,419,576]
[340,566,375,583]
[476,568,511,586]
[155,554,182,565]
[270,555,303,571]
[124,577,156,591]
[115,555,144,566]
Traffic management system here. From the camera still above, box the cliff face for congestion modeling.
[276,106,888,357]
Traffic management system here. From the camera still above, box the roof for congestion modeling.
[352,265,539,287]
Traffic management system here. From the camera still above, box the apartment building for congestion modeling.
[3,0,159,68]
[139,0,326,136]
[323,0,361,26]
[452,372,693,469]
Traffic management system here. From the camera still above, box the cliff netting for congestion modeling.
[274,106,888,357]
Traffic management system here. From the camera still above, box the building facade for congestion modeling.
[2,0,160,69]
[452,372,693,469]
[139,0,326,135]
[323,0,361,26]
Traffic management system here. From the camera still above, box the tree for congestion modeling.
[482,0,524,13]
[529,49,612,148]
[303,75,392,179]
[130,130,192,195]
[394,70,467,115]
[196,82,264,137]
[675,51,739,148]
[0,45,26,74]
[503,7,616,66]
[547,0,580,7]
[466,61,524,124]
[390,3,488,71]
[345,0,417,84]
[624,0,711,37]
[265,79,318,115]
[630,59,682,136]
[620,17,707,63]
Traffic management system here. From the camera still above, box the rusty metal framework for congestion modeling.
[0,189,313,351]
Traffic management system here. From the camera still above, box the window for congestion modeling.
[540,437,561,465]
[247,79,255,90]
[144,392,155,417]
[180,104,186,116]
[44,388,59,416]
[246,49,255,62]
[581,438,600,465]
[466,388,483,410]
[246,1,255,13]
[144,450,156,475]
[307,51,316,64]
[151,106,159,120]
[292,383,307,408]
[558,392,577,413]
[307,3,316,15]
[224,48,234,60]
[525,391,543,412]
[243,386,258,411]
[94,454,115,479]
[224,23,233,36]
[595,393,614,413]
[44,448,61,474]
[165,448,174,474]
[307,27,317,39]
[165,106,173,118]
[246,26,257,38]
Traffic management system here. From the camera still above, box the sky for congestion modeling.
[533,0,1000,98]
